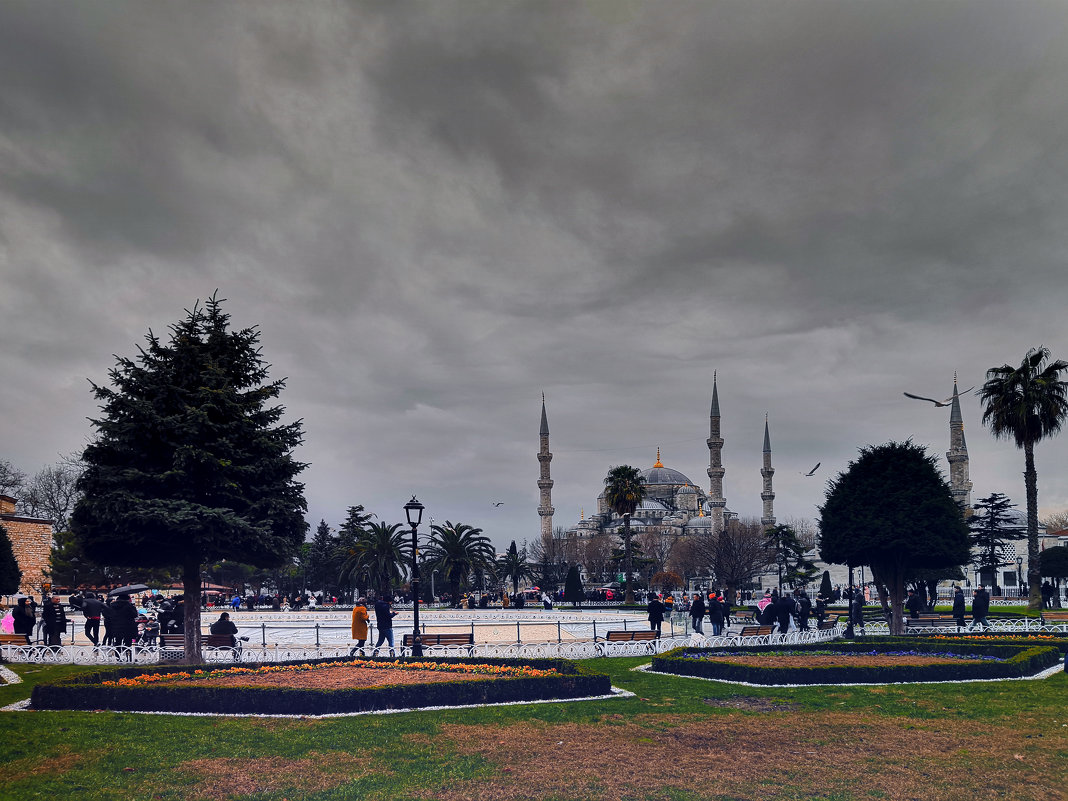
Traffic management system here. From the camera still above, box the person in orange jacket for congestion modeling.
[350,597,369,656]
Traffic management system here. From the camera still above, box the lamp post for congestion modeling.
[404,496,425,657]
[1016,556,1024,598]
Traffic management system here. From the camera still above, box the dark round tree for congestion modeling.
[71,295,307,661]
[819,441,970,635]
[564,563,584,607]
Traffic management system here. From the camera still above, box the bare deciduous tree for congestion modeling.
[0,459,27,499]
[24,456,84,530]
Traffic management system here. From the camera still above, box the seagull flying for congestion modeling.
[492,502,504,507]
[800,462,820,477]
[903,386,975,407]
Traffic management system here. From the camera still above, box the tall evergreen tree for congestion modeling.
[305,519,339,597]
[71,295,308,661]
[979,346,1068,609]
[763,523,818,591]
[819,441,970,635]
[968,493,1025,590]
[0,524,21,595]
[603,465,646,605]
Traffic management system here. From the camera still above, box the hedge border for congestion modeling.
[650,639,1061,685]
[30,656,611,715]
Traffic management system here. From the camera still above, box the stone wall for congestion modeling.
[0,494,53,594]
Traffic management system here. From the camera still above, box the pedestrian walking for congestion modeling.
[968,585,991,631]
[373,596,397,655]
[689,592,705,634]
[951,586,966,630]
[350,597,369,656]
[647,595,665,637]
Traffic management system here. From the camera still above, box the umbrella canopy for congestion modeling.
[107,583,151,597]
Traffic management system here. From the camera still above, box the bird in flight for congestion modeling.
[800,462,820,477]
[903,386,975,407]
[492,502,504,507]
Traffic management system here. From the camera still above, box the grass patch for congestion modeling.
[1,658,1065,799]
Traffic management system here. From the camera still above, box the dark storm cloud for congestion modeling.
[2,0,1068,546]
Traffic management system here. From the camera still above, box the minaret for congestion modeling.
[537,394,555,539]
[706,373,726,535]
[760,414,776,528]
[946,373,973,515]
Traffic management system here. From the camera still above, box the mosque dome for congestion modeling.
[641,448,695,487]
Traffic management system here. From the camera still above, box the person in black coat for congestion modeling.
[689,593,705,634]
[775,593,795,634]
[81,592,104,647]
[707,593,725,636]
[951,586,966,630]
[42,596,68,647]
[647,596,665,636]
[795,590,812,630]
[968,585,991,631]
[13,597,35,644]
[905,589,924,619]
[109,593,139,658]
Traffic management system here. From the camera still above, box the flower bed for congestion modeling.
[31,656,610,715]
[651,639,1060,685]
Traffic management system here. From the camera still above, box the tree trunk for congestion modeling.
[182,559,203,664]
[887,566,906,636]
[623,520,634,605]
[1024,443,1042,611]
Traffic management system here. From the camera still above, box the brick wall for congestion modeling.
[1,496,54,594]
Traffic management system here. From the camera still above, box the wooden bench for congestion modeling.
[0,633,29,647]
[817,619,839,631]
[401,633,474,649]
[1041,610,1068,626]
[905,615,960,630]
[738,625,775,637]
[159,633,241,660]
[605,629,659,642]
[732,611,756,624]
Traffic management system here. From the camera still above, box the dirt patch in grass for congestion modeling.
[701,695,800,712]
[418,710,1068,801]
[0,747,83,782]
[177,751,376,800]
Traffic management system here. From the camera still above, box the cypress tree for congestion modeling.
[71,294,307,661]
[564,564,584,607]
[0,524,21,595]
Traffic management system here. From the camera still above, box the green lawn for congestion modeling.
[1,658,1065,800]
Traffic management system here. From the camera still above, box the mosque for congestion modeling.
[537,375,986,589]
[538,374,788,544]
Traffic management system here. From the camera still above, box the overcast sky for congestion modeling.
[3,1,1068,551]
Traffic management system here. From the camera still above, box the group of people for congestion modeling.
[646,589,734,636]
[349,595,398,656]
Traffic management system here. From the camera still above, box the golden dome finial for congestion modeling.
[654,447,664,468]
[580,507,585,520]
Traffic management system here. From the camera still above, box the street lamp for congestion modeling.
[1016,556,1024,598]
[404,495,425,657]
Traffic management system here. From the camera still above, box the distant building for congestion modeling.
[0,494,53,595]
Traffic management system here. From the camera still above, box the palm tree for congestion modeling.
[338,521,408,597]
[979,346,1068,609]
[603,465,647,605]
[425,521,496,606]
[498,540,531,596]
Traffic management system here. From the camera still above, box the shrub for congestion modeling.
[31,656,611,715]
[650,640,1060,685]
